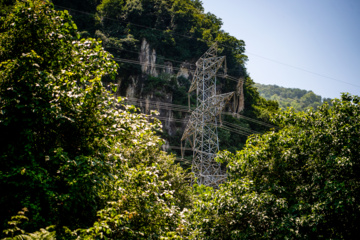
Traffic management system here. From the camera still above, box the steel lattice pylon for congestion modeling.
[182,44,234,188]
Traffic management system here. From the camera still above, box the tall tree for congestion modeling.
[1,2,190,239]
[0,0,118,231]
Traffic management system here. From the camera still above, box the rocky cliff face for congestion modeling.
[117,39,244,145]
[139,38,158,77]
[117,39,193,139]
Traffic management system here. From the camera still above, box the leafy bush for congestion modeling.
[190,94,360,239]
[0,1,190,238]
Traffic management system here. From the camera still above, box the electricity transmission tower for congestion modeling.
[182,44,234,188]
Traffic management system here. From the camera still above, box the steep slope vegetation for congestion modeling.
[51,0,279,156]
[2,2,359,239]
[255,83,333,111]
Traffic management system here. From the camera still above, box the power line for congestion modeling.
[123,97,262,136]
[53,4,211,46]
[222,111,278,129]
[167,145,192,151]
[124,97,193,111]
[110,47,195,66]
[222,120,261,134]
[124,97,276,130]
[54,4,278,130]
[124,97,278,129]
[54,4,359,89]
[113,57,240,82]
[146,111,252,137]
[55,4,243,79]
[124,101,251,136]
[247,52,360,89]
[53,3,248,73]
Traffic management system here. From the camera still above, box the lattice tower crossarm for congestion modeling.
[182,44,234,188]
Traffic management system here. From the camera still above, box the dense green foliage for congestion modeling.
[255,83,333,111]
[1,1,190,238]
[51,0,248,79]
[0,0,115,230]
[93,0,247,67]
[52,0,272,115]
[190,94,360,239]
[2,1,359,239]
[0,0,15,16]
[49,0,279,156]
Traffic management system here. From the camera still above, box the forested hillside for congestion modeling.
[47,0,280,158]
[255,83,333,111]
[1,1,359,239]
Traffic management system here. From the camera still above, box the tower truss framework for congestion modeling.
[182,44,234,188]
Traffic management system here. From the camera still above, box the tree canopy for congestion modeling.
[49,0,276,157]
[255,83,333,112]
[190,94,360,239]
[1,1,359,239]
[1,1,190,238]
